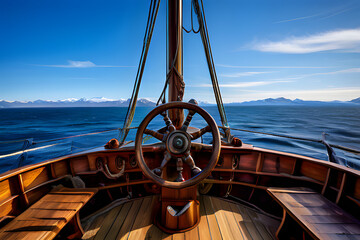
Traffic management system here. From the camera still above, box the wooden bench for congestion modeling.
[267,187,360,240]
[0,187,97,240]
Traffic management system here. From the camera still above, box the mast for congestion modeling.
[167,0,184,128]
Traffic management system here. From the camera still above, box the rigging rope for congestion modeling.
[119,0,161,145]
[192,0,230,139]
[1,125,359,159]
[223,126,360,155]
[183,0,200,34]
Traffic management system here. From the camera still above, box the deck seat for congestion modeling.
[267,187,360,240]
[0,187,97,240]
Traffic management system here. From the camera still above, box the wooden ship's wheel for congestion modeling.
[135,101,221,232]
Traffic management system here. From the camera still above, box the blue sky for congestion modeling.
[1,0,360,103]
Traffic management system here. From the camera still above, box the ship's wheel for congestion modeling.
[135,101,221,189]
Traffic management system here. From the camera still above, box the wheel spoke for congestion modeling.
[153,150,172,176]
[144,129,165,141]
[190,125,211,140]
[181,109,196,132]
[135,101,221,188]
[161,111,176,132]
[183,152,202,176]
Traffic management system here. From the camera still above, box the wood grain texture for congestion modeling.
[82,195,279,239]
[71,157,90,174]
[0,180,12,203]
[268,187,360,240]
[22,167,49,191]
[0,187,97,240]
[53,161,69,177]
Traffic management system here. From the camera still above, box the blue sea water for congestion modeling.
[0,106,359,173]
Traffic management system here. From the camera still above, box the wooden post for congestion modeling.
[167,0,184,128]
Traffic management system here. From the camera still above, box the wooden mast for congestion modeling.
[167,0,184,128]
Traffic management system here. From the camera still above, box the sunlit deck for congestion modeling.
[81,195,279,240]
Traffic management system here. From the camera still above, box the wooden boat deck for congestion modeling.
[81,195,279,240]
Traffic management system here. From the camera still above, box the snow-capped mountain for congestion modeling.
[0,97,359,108]
[0,98,156,108]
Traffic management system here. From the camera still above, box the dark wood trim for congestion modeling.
[275,209,287,239]
[256,153,264,172]
[336,172,347,204]
[23,175,68,195]
[17,174,29,208]
[347,195,360,207]
[98,180,153,190]
[203,179,268,190]
[212,169,324,185]
[50,163,57,179]
[321,168,331,195]
[0,195,19,208]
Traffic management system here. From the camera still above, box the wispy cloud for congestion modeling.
[275,13,321,24]
[216,64,331,69]
[219,71,272,78]
[197,80,291,88]
[275,6,353,23]
[285,68,360,80]
[35,60,134,68]
[252,28,360,53]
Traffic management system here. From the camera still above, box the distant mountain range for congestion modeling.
[0,97,359,108]
[0,97,156,108]
[225,97,360,106]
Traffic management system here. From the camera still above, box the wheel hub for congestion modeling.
[167,131,191,156]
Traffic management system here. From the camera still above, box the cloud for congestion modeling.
[252,28,360,53]
[333,68,360,74]
[35,60,134,68]
[286,68,360,80]
[275,7,352,24]
[198,80,291,88]
[216,64,331,69]
[219,71,272,78]
[275,13,321,24]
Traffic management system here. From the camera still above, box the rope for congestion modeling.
[183,0,200,34]
[119,0,161,144]
[0,143,62,159]
[2,124,359,159]
[223,126,360,154]
[193,0,230,134]
[0,139,31,145]
[36,128,123,145]
[221,126,321,143]
[0,127,141,147]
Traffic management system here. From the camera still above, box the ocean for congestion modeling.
[0,106,359,173]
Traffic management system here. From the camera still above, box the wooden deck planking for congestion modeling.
[236,204,264,240]
[212,196,244,239]
[82,195,279,240]
[228,202,252,239]
[82,212,109,240]
[244,207,274,240]
[0,187,97,240]
[116,198,143,240]
[268,187,360,240]
[127,196,156,239]
[201,195,223,240]
[105,202,133,240]
[184,225,199,240]
[93,205,123,240]
[197,196,212,240]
